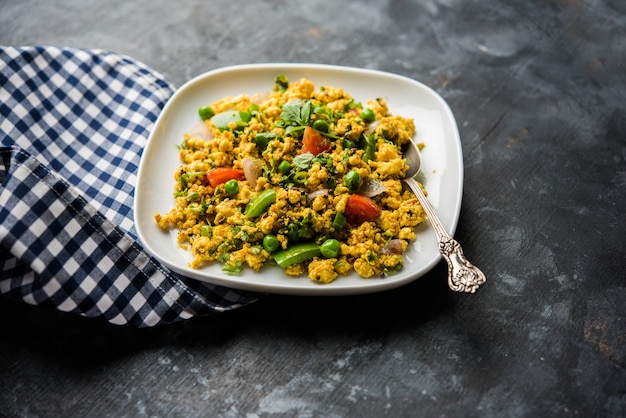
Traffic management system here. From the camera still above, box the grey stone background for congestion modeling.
[1,0,625,416]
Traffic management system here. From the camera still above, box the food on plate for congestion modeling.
[154,75,426,283]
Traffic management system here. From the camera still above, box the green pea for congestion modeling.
[263,235,280,252]
[198,105,215,120]
[343,170,361,192]
[312,119,329,133]
[320,239,340,258]
[360,108,375,123]
[224,179,239,195]
[278,160,291,175]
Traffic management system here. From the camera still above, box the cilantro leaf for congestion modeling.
[279,100,302,124]
[313,155,336,173]
[279,100,312,127]
[300,100,312,125]
[285,125,306,136]
[293,152,315,170]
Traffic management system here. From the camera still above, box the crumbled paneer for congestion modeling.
[154,75,425,282]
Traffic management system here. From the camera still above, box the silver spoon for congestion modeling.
[402,140,486,293]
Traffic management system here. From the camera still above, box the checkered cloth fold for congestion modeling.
[0,46,260,327]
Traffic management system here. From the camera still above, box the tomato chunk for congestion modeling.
[301,126,331,155]
[345,194,381,224]
[206,168,245,187]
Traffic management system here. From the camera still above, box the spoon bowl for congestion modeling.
[402,140,422,179]
[401,140,486,293]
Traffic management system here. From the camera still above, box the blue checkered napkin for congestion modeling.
[0,46,260,327]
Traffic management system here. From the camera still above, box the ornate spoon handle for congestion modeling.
[404,178,486,293]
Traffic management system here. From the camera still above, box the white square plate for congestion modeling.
[134,64,463,295]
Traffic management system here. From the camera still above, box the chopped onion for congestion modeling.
[185,121,214,141]
[252,91,270,104]
[359,179,387,198]
[380,239,405,255]
[366,119,381,134]
[242,158,263,188]
[307,188,329,200]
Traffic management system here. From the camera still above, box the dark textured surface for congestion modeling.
[1,0,625,416]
